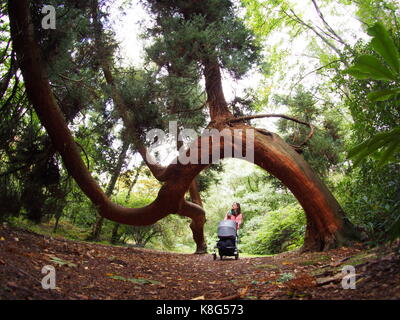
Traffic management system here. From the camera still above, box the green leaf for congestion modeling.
[349,128,400,167]
[343,67,372,80]
[108,275,127,281]
[348,131,393,158]
[344,55,396,81]
[107,274,161,285]
[127,278,161,285]
[367,88,400,101]
[377,138,400,167]
[49,256,77,268]
[367,22,400,74]
[277,272,294,283]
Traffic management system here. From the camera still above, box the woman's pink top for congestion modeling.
[224,212,243,230]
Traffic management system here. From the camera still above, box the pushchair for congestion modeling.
[213,220,239,260]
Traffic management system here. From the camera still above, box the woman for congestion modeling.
[224,202,243,231]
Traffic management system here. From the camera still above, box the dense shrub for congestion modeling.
[240,204,306,255]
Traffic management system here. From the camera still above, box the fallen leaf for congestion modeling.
[316,273,342,286]
[238,287,249,298]
[49,256,77,268]
[107,274,161,285]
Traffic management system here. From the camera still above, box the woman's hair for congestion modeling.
[232,202,241,214]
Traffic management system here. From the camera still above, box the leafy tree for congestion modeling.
[274,87,346,178]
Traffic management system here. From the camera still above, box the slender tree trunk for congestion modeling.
[125,162,143,203]
[89,140,130,241]
[53,215,61,233]
[111,162,143,244]
[110,223,120,244]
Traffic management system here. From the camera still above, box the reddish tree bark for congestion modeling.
[8,0,360,254]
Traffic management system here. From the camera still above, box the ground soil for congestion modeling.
[1,224,399,300]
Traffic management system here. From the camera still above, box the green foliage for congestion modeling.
[277,272,295,283]
[344,55,396,81]
[144,0,261,79]
[203,158,309,255]
[347,0,400,29]
[116,196,163,247]
[348,129,400,167]
[274,87,346,177]
[240,204,305,255]
[367,22,400,73]
[7,216,91,241]
[335,162,400,243]
[344,22,400,168]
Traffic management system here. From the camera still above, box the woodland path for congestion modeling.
[1,225,399,300]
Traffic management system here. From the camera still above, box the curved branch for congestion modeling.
[58,74,84,82]
[75,141,91,171]
[7,0,205,227]
[226,113,315,148]
[169,101,207,115]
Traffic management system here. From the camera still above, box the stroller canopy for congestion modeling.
[217,220,237,238]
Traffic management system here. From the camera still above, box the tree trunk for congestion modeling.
[110,223,120,244]
[111,162,143,244]
[89,140,130,241]
[8,0,360,254]
[53,215,61,233]
[188,179,207,253]
[248,125,359,251]
[125,162,143,203]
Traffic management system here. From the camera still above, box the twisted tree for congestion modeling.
[7,0,360,252]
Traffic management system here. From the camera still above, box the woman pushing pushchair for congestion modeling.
[213,202,244,260]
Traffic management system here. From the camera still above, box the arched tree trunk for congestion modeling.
[8,0,360,254]
[234,123,359,251]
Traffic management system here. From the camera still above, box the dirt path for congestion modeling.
[1,224,399,300]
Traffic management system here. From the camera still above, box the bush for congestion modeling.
[334,161,400,243]
[240,204,306,255]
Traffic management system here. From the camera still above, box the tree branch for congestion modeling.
[226,113,315,148]
[282,8,345,62]
[311,0,348,47]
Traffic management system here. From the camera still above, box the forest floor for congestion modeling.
[1,223,399,300]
